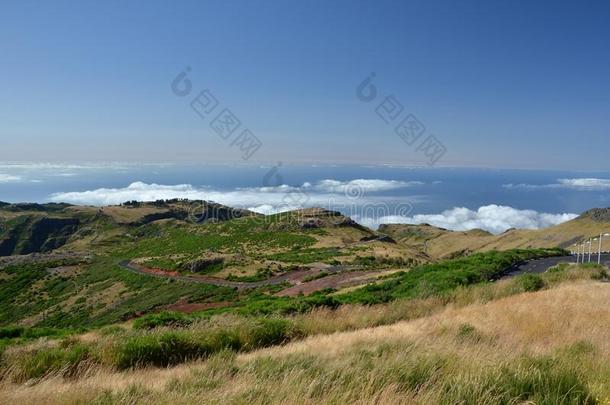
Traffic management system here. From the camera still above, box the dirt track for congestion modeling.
[275,270,387,297]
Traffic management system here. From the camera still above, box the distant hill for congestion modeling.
[381,207,610,259]
[3,200,607,261]
[0,200,254,256]
[1,200,606,328]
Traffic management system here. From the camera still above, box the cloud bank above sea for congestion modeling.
[48,181,577,234]
[354,205,578,235]
[503,178,610,191]
[48,180,422,218]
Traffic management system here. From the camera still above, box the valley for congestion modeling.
[0,199,609,404]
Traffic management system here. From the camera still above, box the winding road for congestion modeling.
[118,260,354,289]
[119,253,610,289]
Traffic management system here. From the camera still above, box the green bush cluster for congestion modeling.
[229,291,340,316]
[3,318,297,379]
[0,326,69,340]
[590,267,609,281]
[121,217,317,259]
[337,249,563,305]
[227,268,274,282]
[112,318,295,369]
[10,343,92,382]
[518,274,545,292]
[133,311,193,330]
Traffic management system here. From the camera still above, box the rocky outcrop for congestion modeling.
[180,257,225,273]
[359,234,396,244]
[0,216,80,256]
[300,218,322,229]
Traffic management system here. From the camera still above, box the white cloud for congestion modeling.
[49,182,201,206]
[54,172,79,177]
[557,178,610,190]
[357,204,577,234]
[47,180,422,215]
[0,174,22,183]
[241,179,420,194]
[313,179,422,193]
[503,178,610,191]
[246,204,301,215]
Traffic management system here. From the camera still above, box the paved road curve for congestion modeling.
[501,253,610,278]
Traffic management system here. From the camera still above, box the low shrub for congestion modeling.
[590,267,609,281]
[241,318,294,349]
[547,263,569,273]
[455,323,483,343]
[12,343,92,382]
[0,326,24,339]
[98,325,128,336]
[133,311,193,330]
[113,332,210,369]
[112,318,295,370]
[227,268,274,282]
[518,274,545,292]
[0,326,69,340]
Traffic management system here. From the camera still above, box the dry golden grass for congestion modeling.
[98,206,168,225]
[247,280,610,361]
[386,216,610,260]
[2,279,609,404]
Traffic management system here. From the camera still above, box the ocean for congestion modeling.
[1,163,609,234]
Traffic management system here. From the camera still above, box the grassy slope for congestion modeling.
[0,256,241,328]
[0,254,588,379]
[0,205,421,328]
[3,201,610,403]
[382,210,610,260]
[0,265,608,404]
[335,248,564,304]
[0,243,563,328]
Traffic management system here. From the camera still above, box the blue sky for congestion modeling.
[1,0,609,169]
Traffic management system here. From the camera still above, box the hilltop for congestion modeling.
[0,200,254,256]
[381,208,610,260]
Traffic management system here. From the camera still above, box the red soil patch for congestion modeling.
[276,271,383,297]
[133,263,180,277]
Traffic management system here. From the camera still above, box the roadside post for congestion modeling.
[598,233,610,265]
